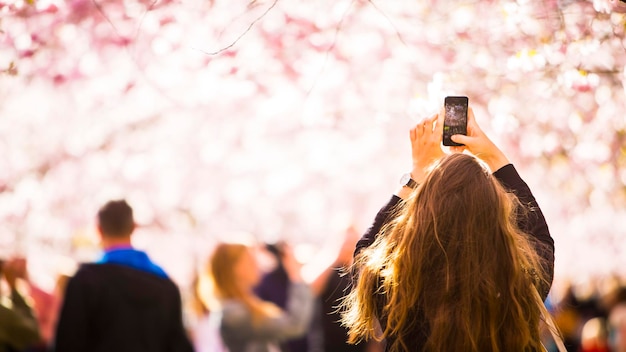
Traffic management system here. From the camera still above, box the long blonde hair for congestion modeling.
[208,243,279,323]
[342,154,556,351]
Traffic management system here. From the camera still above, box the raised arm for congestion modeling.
[355,112,447,258]
[493,164,555,298]
[221,282,315,342]
[221,248,315,345]
[354,195,402,257]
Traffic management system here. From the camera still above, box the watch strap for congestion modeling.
[400,173,419,189]
[405,177,418,189]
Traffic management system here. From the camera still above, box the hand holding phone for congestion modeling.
[442,96,468,146]
[409,113,446,185]
[446,106,511,172]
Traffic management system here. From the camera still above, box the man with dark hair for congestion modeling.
[54,199,193,352]
[97,199,135,237]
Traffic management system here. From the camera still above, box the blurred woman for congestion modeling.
[195,242,315,352]
[342,108,560,352]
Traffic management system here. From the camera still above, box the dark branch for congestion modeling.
[196,0,280,56]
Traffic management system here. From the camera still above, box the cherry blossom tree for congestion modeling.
[1,0,625,288]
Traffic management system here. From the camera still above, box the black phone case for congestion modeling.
[443,96,468,146]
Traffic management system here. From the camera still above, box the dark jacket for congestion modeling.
[320,267,368,352]
[255,265,309,352]
[354,164,555,351]
[53,263,194,352]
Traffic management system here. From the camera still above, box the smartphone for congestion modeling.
[443,96,468,146]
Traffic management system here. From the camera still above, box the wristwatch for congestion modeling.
[400,173,418,189]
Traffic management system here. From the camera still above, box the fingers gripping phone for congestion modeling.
[443,96,468,146]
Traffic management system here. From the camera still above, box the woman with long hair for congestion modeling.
[342,108,558,351]
[197,242,315,352]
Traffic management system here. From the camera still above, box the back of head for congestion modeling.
[208,243,279,324]
[209,243,249,300]
[409,154,542,349]
[348,154,549,351]
[411,154,515,284]
[97,199,134,238]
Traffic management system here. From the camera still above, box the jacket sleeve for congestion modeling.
[221,282,314,343]
[53,269,90,352]
[493,164,555,300]
[354,195,403,258]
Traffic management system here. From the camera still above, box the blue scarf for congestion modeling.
[97,247,169,279]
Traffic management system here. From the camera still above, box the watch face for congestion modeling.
[400,173,417,189]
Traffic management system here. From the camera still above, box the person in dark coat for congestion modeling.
[254,242,310,352]
[319,226,383,352]
[342,108,558,352]
[53,199,194,352]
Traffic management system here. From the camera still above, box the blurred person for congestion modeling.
[33,274,70,348]
[53,199,193,352]
[0,257,41,352]
[26,279,57,350]
[186,271,211,343]
[610,304,626,352]
[553,284,592,351]
[580,317,610,352]
[608,286,626,352]
[342,109,560,351]
[254,235,383,352]
[195,242,315,352]
[555,281,611,352]
[318,226,383,352]
[189,272,221,352]
[5,258,70,351]
[254,242,312,352]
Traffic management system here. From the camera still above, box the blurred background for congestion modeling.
[0,0,625,313]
